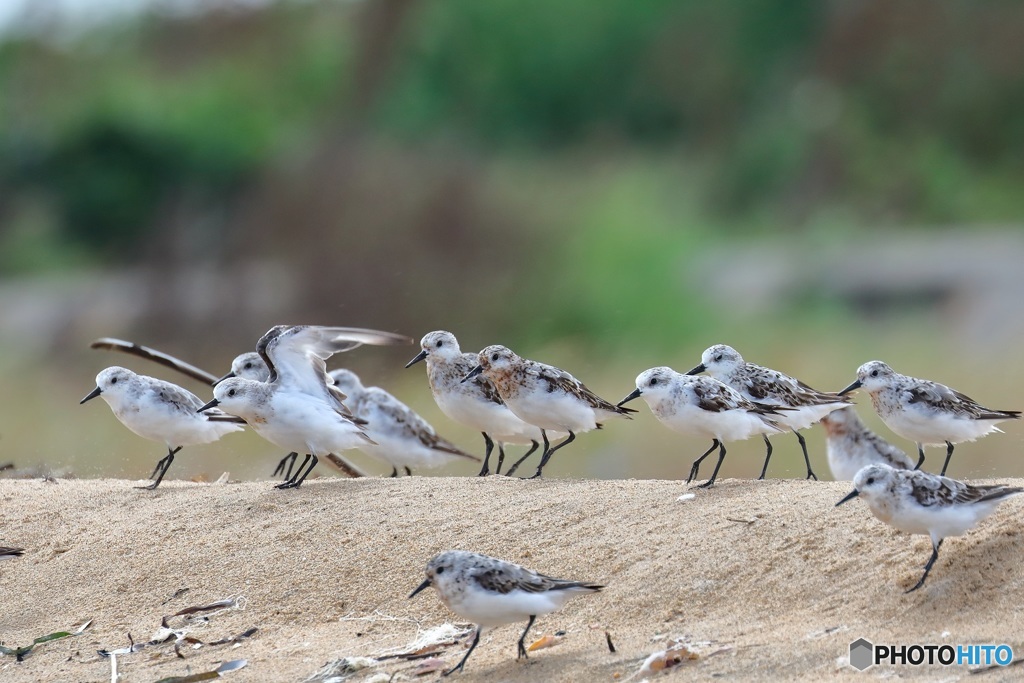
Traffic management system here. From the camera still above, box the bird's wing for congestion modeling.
[905,380,1020,420]
[741,364,849,406]
[907,471,979,507]
[258,326,411,393]
[365,389,479,460]
[148,378,207,413]
[533,362,636,415]
[90,338,220,386]
[473,562,559,594]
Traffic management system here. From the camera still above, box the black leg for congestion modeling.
[687,440,719,484]
[478,433,494,477]
[696,441,727,488]
[139,447,181,490]
[757,435,773,480]
[390,467,399,478]
[148,455,166,480]
[291,454,318,487]
[505,440,540,477]
[273,452,298,479]
[915,444,925,470]
[940,441,954,477]
[530,431,574,479]
[404,466,412,476]
[517,615,537,659]
[794,430,817,480]
[495,443,506,475]
[906,539,943,593]
[284,452,299,479]
[443,626,481,676]
[276,454,312,489]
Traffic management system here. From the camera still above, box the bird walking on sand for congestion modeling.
[409,550,603,675]
[81,367,244,489]
[618,367,787,487]
[687,344,850,480]
[463,345,634,478]
[836,463,1023,592]
[839,361,1020,476]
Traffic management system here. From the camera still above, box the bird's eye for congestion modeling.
[870,370,878,377]
[244,362,252,369]
[228,389,236,397]
[715,355,723,362]
[650,378,658,386]
[866,477,875,485]
[436,340,443,348]
[436,566,445,574]
[111,377,118,384]
[491,353,499,361]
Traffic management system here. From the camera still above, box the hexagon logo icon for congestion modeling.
[849,638,874,671]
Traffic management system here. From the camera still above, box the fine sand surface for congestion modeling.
[2,476,1023,682]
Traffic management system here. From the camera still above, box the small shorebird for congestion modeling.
[619,367,787,487]
[836,463,1023,592]
[409,550,603,675]
[464,345,634,478]
[81,366,243,489]
[687,344,850,480]
[839,361,1020,476]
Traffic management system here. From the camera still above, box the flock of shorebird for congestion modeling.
[74,325,1021,674]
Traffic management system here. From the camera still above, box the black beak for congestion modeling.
[80,387,102,404]
[685,363,706,376]
[405,349,428,369]
[835,488,860,507]
[617,388,642,407]
[197,398,220,414]
[408,579,431,599]
[838,379,862,396]
[213,371,235,387]
[461,365,484,383]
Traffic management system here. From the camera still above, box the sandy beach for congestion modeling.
[2,475,1023,682]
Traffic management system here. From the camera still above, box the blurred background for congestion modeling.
[1,0,1022,484]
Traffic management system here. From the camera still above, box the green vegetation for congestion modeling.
[1,0,1022,349]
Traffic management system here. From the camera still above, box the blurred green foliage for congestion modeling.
[1,0,1023,346]
[3,1,1023,261]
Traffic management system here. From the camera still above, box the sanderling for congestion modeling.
[198,325,396,488]
[406,331,552,477]
[687,344,850,480]
[836,463,1023,592]
[821,406,915,481]
[463,345,634,478]
[839,361,1020,476]
[408,550,603,675]
[618,367,787,487]
[81,366,244,489]
[328,368,480,476]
